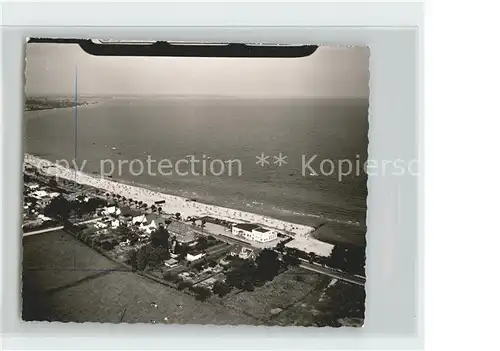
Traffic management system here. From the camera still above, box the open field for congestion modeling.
[218,267,331,323]
[274,280,365,327]
[22,230,257,325]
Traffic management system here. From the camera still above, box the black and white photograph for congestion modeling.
[22,40,370,327]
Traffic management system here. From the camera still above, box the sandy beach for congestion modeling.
[24,153,334,256]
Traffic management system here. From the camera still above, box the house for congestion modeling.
[229,244,255,259]
[27,183,39,190]
[110,219,120,229]
[31,190,49,199]
[132,214,147,225]
[94,221,109,229]
[36,214,52,222]
[77,196,90,203]
[175,231,197,244]
[239,247,255,260]
[133,214,166,235]
[103,206,121,216]
[145,214,169,230]
[119,208,141,221]
[119,239,131,247]
[120,214,133,225]
[186,252,206,262]
[231,223,278,243]
[163,258,179,268]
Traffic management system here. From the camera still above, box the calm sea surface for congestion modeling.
[25,97,369,245]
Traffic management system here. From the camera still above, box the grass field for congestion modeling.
[218,267,331,324]
[275,280,365,327]
[22,230,257,325]
[22,230,364,326]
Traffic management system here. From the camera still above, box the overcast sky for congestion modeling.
[25,43,369,98]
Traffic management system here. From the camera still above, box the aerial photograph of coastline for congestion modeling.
[22,41,369,327]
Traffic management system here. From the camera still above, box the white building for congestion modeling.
[186,252,206,262]
[103,206,121,216]
[239,247,255,259]
[163,258,179,268]
[110,219,120,229]
[138,222,156,235]
[37,214,52,222]
[231,223,278,243]
[31,190,49,199]
[131,214,147,225]
[94,221,108,229]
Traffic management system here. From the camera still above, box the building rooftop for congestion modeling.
[254,227,270,233]
[233,223,260,231]
[120,208,142,217]
[164,258,179,265]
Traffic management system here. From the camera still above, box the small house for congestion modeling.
[186,252,206,262]
[163,258,179,268]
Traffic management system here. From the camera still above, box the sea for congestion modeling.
[24,97,369,246]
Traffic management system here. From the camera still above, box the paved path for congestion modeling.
[299,261,366,286]
[22,217,104,237]
[23,225,64,237]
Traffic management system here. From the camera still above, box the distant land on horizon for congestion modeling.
[26,94,369,102]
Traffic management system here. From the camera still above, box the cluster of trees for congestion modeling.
[73,230,118,250]
[225,249,284,292]
[275,242,365,276]
[127,225,171,270]
[327,244,366,276]
[163,271,181,283]
[104,194,165,214]
[23,173,36,184]
[43,196,71,221]
[189,258,217,272]
[116,225,139,245]
[190,286,212,301]
[162,272,213,301]
[192,235,218,252]
[150,225,170,248]
[172,241,189,261]
[44,195,106,221]
[314,282,366,327]
[128,244,171,271]
[212,281,232,297]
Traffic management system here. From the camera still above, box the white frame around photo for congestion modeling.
[1,2,423,350]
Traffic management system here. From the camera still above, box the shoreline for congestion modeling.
[24,100,101,115]
[24,154,335,255]
[24,153,312,233]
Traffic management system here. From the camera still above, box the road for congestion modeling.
[299,261,366,286]
[22,217,105,237]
